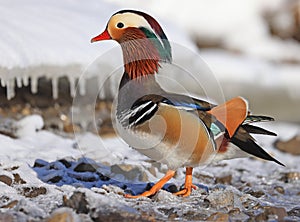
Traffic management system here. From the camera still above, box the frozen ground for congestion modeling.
[0,115,299,221]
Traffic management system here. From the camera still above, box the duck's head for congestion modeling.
[91,10,172,78]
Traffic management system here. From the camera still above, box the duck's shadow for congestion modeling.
[32,157,182,195]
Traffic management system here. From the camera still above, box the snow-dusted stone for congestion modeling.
[15,115,44,138]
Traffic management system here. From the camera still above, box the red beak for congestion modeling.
[91,29,111,43]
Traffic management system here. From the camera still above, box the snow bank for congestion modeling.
[0,0,196,100]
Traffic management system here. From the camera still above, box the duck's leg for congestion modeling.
[174,167,197,197]
[125,170,176,198]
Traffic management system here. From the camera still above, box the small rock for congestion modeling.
[204,188,234,210]
[33,159,49,168]
[280,172,300,183]
[244,188,265,198]
[216,174,232,185]
[21,187,47,198]
[206,212,229,221]
[13,173,26,184]
[164,183,178,193]
[274,135,300,155]
[63,192,89,214]
[288,207,300,217]
[47,175,62,183]
[153,190,177,202]
[47,208,77,222]
[58,159,72,168]
[1,200,18,209]
[274,185,285,194]
[0,175,13,186]
[255,206,287,221]
[74,162,97,172]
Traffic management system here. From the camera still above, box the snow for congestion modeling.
[15,115,44,138]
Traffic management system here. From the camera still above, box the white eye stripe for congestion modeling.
[111,13,155,32]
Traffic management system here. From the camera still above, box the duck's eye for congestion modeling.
[116,22,124,28]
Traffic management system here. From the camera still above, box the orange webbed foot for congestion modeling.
[173,167,195,197]
[174,184,197,197]
[124,170,176,199]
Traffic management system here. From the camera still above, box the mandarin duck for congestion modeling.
[91,10,284,198]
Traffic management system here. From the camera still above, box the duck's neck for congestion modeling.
[117,28,171,112]
[119,28,161,80]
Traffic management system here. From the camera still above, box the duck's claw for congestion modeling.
[173,167,195,197]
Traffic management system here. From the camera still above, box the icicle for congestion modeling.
[6,79,15,100]
[1,78,6,87]
[31,76,38,94]
[98,76,105,99]
[78,78,86,96]
[68,76,76,97]
[16,76,22,88]
[52,77,58,99]
[23,75,29,86]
